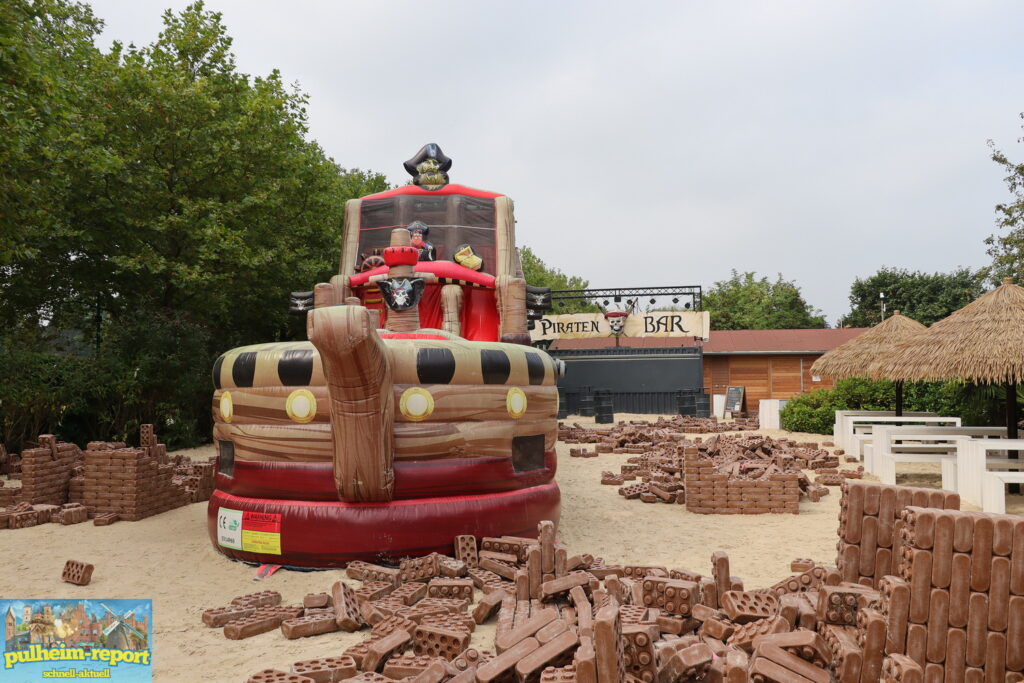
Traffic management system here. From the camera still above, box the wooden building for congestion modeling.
[701,328,867,411]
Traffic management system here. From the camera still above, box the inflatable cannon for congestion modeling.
[207,145,562,567]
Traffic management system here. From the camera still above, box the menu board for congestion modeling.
[725,386,745,413]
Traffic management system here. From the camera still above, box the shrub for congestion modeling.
[779,388,837,434]
[780,377,982,435]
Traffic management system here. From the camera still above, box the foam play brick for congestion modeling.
[347,561,402,586]
[332,580,363,631]
[751,630,830,670]
[362,629,413,672]
[593,605,626,683]
[726,616,790,653]
[639,577,698,617]
[245,670,316,683]
[720,591,779,625]
[620,624,658,683]
[412,623,471,660]
[202,605,255,627]
[380,652,445,679]
[476,638,539,683]
[225,614,285,640]
[516,629,580,683]
[232,591,282,608]
[426,578,474,600]
[371,615,418,639]
[61,560,94,586]
[281,614,338,639]
[290,656,357,683]
[303,592,332,609]
[400,553,443,583]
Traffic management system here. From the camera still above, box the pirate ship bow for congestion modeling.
[208,145,562,566]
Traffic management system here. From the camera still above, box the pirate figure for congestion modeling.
[404,143,452,190]
[408,221,436,261]
[369,228,438,332]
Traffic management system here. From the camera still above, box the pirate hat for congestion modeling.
[407,220,429,236]
[403,143,452,177]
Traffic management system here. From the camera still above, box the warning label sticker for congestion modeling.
[242,530,282,554]
[241,511,282,554]
[243,510,281,533]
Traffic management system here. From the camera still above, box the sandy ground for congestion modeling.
[1,416,1021,682]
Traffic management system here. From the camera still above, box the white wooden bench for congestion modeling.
[957,438,1024,510]
[833,411,937,452]
[982,472,1024,514]
[867,426,1004,491]
[847,415,960,463]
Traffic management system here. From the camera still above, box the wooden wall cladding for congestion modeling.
[702,354,835,410]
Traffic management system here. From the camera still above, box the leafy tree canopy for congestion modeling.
[0,0,388,448]
[839,267,983,328]
[2,1,389,339]
[985,112,1024,286]
[702,270,826,331]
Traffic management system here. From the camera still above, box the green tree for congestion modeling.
[519,246,598,313]
[0,1,389,449]
[985,112,1024,285]
[839,267,983,328]
[702,271,826,330]
[0,0,104,265]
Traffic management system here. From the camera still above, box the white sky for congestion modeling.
[85,1,1024,324]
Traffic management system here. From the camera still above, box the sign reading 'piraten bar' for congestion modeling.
[529,311,710,342]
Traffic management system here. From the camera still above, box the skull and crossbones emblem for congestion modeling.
[379,277,425,312]
[605,311,628,337]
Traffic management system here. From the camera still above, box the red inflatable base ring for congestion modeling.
[207,482,561,568]
[215,452,557,502]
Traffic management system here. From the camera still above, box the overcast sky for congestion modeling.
[85,1,1024,325]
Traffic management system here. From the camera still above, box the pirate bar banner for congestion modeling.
[529,311,710,342]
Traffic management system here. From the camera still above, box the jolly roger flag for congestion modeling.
[378,277,426,311]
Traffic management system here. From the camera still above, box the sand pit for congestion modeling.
[0,416,1020,681]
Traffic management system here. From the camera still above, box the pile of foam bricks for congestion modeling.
[233,482,1022,682]
[0,425,214,530]
[564,421,860,514]
[562,416,760,443]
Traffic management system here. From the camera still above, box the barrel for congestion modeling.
[695,392,711,418]
[578,386,595,417]
[676,390,696,417]
[578,397,594,417]
[594,389,614,424]
[556,387,568,419]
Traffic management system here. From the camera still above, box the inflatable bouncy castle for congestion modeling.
[207,145,562,567]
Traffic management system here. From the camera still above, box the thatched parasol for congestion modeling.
[810,311,926,416]
[870,278,1024,458]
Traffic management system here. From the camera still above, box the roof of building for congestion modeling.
[702,328,868,354]
[549,328,868,354]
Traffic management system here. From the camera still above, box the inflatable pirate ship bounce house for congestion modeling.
[207,145,562,567]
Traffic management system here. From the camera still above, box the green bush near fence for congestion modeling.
[779,377,990,435]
